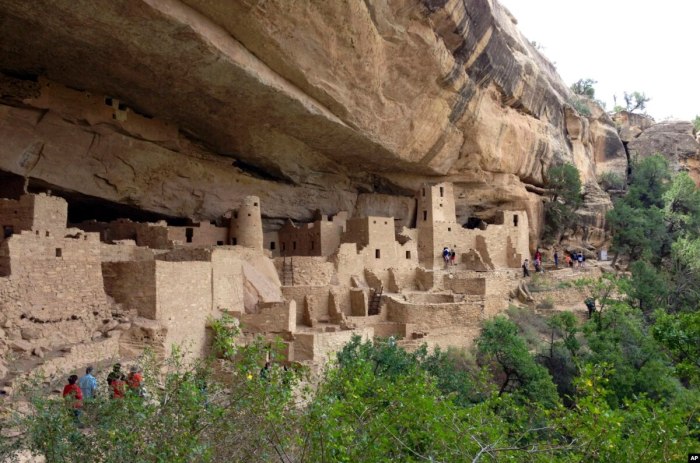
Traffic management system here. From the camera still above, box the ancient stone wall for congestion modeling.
[281,285,331,324]
[386,296,483,332]
[238,300,295,334]
[0,231,115,350]
[0,194,67,241]
[155,260,213,357]
[102,260,157,318]
[99,241,156,262]
[294,326,373,362]
[167,221,228,247]
[76,219,171,249]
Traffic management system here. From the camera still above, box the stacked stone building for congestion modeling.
[0,182,530,391]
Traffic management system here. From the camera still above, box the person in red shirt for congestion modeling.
[127,365,144,397]
[62,374,83,423]
[109,376,126,399]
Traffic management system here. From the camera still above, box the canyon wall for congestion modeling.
[0,0,625,245]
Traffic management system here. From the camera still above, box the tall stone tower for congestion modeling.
[416,182,457,267]
[228,196,263,250]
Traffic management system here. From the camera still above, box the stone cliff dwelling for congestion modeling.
[0,182,529,391]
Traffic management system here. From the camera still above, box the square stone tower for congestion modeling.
[416,182,457,266]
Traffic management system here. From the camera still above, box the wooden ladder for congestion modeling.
[282,257,294,286]
[368,286,383,315]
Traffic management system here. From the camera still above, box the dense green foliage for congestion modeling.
[3,303,697,462]
[544,163,582,242]
[570,78,597,99]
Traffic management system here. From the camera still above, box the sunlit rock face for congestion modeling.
[628,121,700,180]
[0,0,620,246]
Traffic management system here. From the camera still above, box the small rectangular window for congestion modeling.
[216,241,224,245]
[513,215,519,227]
[422,188,425,197]
[185,227,194,243]
[3,226,13,239]
[232,237,237,245]
[55,248,62,257]
[293,241,297,250]
[270,242,276,250]
[448,227,451,232]
[375,249,381,259]
[440,186,444,197]
[406,251,411,259]
[423,211,427,221]
[282,243,286,252]
[254,202,258,206]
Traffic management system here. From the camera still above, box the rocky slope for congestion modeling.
[0,0,624,245]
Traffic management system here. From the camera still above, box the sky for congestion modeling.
[498,0,700,121]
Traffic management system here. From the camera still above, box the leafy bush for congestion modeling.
[599,171,626,191]
[569,97,591,116]
[536,297,555,311]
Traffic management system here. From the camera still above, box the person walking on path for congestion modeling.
[522,259,530,277]
[450,248,457,266]
[584,297,596,319]
[79,366,97,400]
[62,375,83,423]
[554,250,559,269]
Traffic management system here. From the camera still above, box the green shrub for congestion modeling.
[599,171,626,191]
[569,97,591,116]
[536,297,555,311]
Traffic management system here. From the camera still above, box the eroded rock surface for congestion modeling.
[0,0,621,244]
[627,121,700,177]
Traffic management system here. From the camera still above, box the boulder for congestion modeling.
[8,339,32,353]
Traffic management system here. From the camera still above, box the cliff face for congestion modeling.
[0,0,622,244]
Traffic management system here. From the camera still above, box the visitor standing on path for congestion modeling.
[79,366,97,400]
[107,364,126,399]
[62,374,83,423]
[554,250,559,269]
[450,248,457,266]
[127,365,144,397]
[522,259,530,277]
[442,247,450,269]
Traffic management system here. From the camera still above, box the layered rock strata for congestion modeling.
[0,0,623,244]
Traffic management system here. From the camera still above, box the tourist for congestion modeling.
[565,254,572,268]
[554,250,559,269]
[62,374,83,423]
[79,366,97,400]
[107,364,126,399]
[584,297,596,319]
[450,248,457,266]
[534,249,542,263]
[534,258,541,273]
[577,252,584,268]
[442,247,450,268]
[127,365,144,397]
[522,259,530,277]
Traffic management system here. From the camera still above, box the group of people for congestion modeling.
[565,251,586,268]
[61,363,144,423]
[522,249,589,277]
[442,246,457,268]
